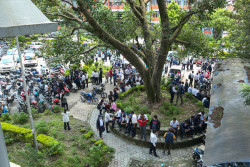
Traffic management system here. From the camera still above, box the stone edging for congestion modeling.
[110,125,204,149]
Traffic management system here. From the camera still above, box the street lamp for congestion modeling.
[0,0,57,166]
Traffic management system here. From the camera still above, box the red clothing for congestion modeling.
[138,115,147,126]
[109,70,113,76]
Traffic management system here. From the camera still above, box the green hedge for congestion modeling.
[1,122,63,155]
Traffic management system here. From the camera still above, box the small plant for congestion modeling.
[139,106,150,114]
[90,138,97,143]
[1,113,11,121]
[44,110,52,115]
[83,131,94,139]
[31,108,39,119]
[35,120,49,134]
[94,140,104,146]
[133,105,140,112]
[124,106,133,114]
[52,105,64,113]
[196,101,205,112]
[240,85,250,106]
[81,128,86,132]
[12,112,29,124]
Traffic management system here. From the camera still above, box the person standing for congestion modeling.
[169,83,177,103]
[189,71,194,86]
[113,70,117,86]
[131,111,137,138]
[163,128,175,155]
[105,69,109,83]
[109,69,113,84]
[105,109,113,133]
[85,72,88,88]
[81,74,85,89]
[176,81,184,105]
[61,109,70,130]
[138,113,148,141]
[99,68,103,84]
[96,115,105,139]
[149,130,159,157]
[61,95,68,111]
[187,59,189,71]
[150,115,161,134]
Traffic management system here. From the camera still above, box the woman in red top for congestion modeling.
[109,69,113,84]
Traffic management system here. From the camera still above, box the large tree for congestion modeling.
[35,0,225,103]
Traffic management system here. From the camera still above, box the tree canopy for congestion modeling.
[34,0,225,103]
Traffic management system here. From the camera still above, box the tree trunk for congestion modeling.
[143,72,162,103]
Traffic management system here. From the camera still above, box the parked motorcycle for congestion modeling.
[80,91,98,104]
[92,83,107,98]
[193,145,204,167]
[18,101,27,113]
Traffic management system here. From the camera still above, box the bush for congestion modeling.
[12,112,29,124]
[31,108,39,119]
[81,128,86,132]
[35,120,49,134]
[124,106,133,114]
[133,105,140,112]
[52,105,64,113]
[83,131,94,139]
[94,140,104,146]
[139,106,150,114]
[1,113,11,121]
[146,114,151,125]
[44,110,52,115]
[196,101,205,112]
[185,92,198,103]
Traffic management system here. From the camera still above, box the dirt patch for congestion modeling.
[210,106,224,128]
[217,69,225,71]
[237,80,245,83]
[217,83,222,87]
[244,66,250,82]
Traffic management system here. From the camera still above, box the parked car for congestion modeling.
[0,56,15,73]
[168,66,183,81]
[6,48,19,62]
[23,52,38,67]
[29,42,43,57]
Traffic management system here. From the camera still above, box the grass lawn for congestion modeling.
[2,110,114,167]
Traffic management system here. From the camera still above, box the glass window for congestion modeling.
[118,0,122,6]
[109,0,113,6]
[178,0,181,5]
[183,0,188,5]
[151,0,155,5]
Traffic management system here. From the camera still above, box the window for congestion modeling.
[118,0,122,6]
[155,11,159,18]
[183,0,188,5]
[151,0,155,5]
[178,0,181,5]
[109,0,113,6]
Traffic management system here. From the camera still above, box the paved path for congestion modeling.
[69,82,197,167]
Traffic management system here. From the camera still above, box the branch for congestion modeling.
[76,0,147,74]
[126,0,144,23]
[157,0,169,31]
[175,39,191,45]
[80,44,106,55]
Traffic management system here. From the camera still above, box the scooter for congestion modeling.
[92,83,107,98]
[64,84,70,96]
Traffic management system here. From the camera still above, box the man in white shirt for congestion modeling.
[94,71,99,83]
[44,84,48,92]
[105,110,113,133]
[81,74,85,89]
[125,68,130,79]
[149,130,159,157]
[62,109,70,130]
[125,84,131,92]
[170,118,179,140]
[192,87,199,97]
[188,86,193,93]
[131,111,137,138]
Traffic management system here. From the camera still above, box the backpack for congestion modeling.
[97,104,101,110]
[189,73,191,79]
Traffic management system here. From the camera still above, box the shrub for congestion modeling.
[90,139,97,143]
[12,112,29,124]
[31,108,39,119]
[81,128,86,132]
[146,114,151,125]
[35,120,49,134]
[44,110,52,115]
[185,92,198,103]
[133,105,140,112]
[1,113,11,121]
[139,106,150,114]
[196,101,205,112]
[83,131,94,139]
[94,140,104,146]
[128,95,135,104]
[72,64,78,69]
[124,106,133,114]
[52,105,64,113]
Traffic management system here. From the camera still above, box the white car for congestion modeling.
[23,52,38,67]
[6,48,19,62]
[0,56,15,73]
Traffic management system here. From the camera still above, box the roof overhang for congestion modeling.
[0,0,57,38]
[203,58,250,166]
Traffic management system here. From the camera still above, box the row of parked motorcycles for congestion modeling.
[80,83,107,104]
[0,65,77,114]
